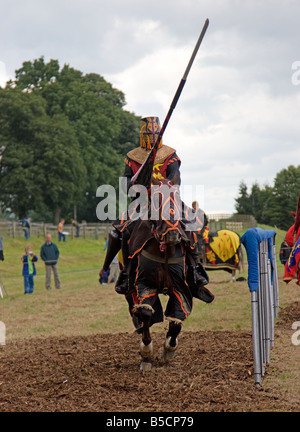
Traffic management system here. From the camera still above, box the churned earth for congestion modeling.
[0,302,299,412]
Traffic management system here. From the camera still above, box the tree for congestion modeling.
[0,57,140,222]
[248,182,273,225]
[234,166,300,230]
[235,181,252,214]
[35,114,86,224]
[0,87,86,222]
[13,57,60,92]
[0,88,47,218]
[266,165,300,230]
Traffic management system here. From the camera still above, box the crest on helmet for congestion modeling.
[140,117,162,150]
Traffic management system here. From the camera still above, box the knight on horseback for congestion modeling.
[99,116,213,305]
[98,19,212,370]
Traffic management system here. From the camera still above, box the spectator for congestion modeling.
[71,219,81,237]
[192,201,199,211]
[58,219,66,242]
[104,236,108,250]
[0,236,4,261]
[99,236,110,284]
[22,245,38,294]
[21,217,31,240]
[99,268,109,285]
[40,234,61,290]
[108,255,119,284]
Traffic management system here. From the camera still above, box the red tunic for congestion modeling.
[125,153,180,181]
[285,224,300,247]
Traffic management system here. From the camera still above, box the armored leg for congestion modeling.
[99,229,121,284]
[115,222,137,295]
[114,229,130,294]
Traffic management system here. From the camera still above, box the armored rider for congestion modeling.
[99,116,211,301]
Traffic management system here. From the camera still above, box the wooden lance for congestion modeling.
[131,18,210,188]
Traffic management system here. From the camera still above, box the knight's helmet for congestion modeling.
[140,116,163,150]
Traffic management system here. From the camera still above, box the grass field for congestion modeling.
[0,224,297,342]
[1,225,300,412]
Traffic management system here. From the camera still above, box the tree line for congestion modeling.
[1,57,298,230]
[0,57,140,223]
[235,165,300,231]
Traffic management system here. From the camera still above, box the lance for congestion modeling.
[131,18,209,188]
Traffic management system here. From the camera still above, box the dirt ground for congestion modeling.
[0,302,299,412]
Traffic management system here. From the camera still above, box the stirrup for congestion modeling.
[195,263,209,286]
[195,285,215,303]
[188,266,214,303]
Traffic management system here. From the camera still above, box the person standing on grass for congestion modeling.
[71,219,81,237]
[108,255,119,284]
[40,234,61,290]
[58,219,66,242]
[22,245,38,294]
[21,217,31,240]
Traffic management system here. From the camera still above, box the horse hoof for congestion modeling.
[140,360,152,371]
[140,341,153,359]
[162,336,178,362]
[162,347,176,361]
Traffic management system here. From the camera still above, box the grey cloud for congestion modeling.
[1,0,300,212]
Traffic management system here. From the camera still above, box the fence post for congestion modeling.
[272,243,279,318]
[267,258,275,347]
[251,290,263,385]
[259,240,271,364]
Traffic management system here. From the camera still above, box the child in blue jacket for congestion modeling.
[22,246,38,294]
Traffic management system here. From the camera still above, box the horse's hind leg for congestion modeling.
[162,321,182,362]
[139,307,153,371]
[230,270,236,282]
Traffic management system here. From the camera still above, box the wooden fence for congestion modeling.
[0,213,257,239]
[208,214,257,232]
[0,221,111,239]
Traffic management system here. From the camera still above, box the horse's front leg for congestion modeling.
[163,320,182,362]
[139,306,153,371]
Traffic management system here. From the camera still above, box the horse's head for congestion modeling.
[150,179,182,249]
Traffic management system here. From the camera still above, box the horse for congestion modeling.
[197,228,244,282]
[125,180,206,371]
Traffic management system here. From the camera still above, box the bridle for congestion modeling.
[143,181,184,293]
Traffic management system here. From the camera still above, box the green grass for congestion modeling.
[0,224,297,342]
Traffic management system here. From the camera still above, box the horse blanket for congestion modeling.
[133,247,193,325]
[203,229,241,270]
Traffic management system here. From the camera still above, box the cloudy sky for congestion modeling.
[1,0,300,214]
